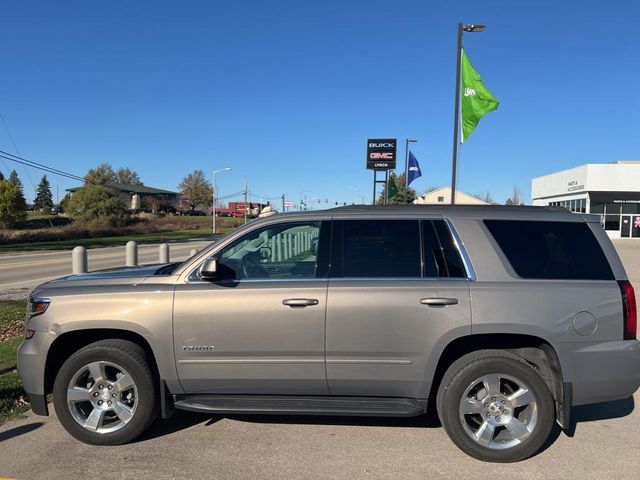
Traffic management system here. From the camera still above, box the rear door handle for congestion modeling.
[282,298,319,307]
[420,297,459,306]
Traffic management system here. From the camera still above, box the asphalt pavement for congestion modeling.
[0,239,213,294]
[0,239,639,479]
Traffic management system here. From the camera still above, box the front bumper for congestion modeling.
[558,339,640,406]
[16,332,52,416]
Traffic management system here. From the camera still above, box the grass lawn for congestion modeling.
[0,228,222,253]
[0,299,29,424]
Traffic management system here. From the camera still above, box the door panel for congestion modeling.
[174,280,329,394]
[325,279,471,398]
[173,219,331,395]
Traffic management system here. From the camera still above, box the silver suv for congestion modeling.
[17,205,640,462]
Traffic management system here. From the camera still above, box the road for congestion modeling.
[0,240,639,479]
[0,239,214,294]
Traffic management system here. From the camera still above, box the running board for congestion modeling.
[173,395,427,417]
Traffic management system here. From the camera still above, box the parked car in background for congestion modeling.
[181,210,207,216]
[17,205,640,462]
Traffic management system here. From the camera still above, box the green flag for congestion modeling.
[388,176,398,199]
[460,49,499,142]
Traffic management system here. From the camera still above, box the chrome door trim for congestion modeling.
[444,218,477,281]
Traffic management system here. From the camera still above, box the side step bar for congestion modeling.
[173,395,427,417]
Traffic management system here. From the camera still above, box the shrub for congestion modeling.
[0,180,27,228]
[65,184,129,226]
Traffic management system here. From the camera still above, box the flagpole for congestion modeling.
[450,23,463,205]
[405,138,417,187]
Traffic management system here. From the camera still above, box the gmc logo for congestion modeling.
[369,152,394,159]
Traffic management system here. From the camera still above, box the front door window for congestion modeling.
[217,222,321,280]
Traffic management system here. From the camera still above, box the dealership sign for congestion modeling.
[366,138,397,170]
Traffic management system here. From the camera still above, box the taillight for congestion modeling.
[618,280,637,340]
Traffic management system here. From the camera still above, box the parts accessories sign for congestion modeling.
[366,138,397,170]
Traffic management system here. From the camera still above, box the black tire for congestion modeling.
[436,349,555,462]
[53,339,159,445]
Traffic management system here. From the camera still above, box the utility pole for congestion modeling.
[244,178,248,224]
[281,194,285,212]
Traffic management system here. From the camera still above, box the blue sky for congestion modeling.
[1,0,639,206]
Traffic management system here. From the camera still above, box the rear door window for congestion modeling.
[484,220,614,280]
[334,220,421,278]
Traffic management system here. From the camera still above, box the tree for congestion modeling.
[0,179,27,227]
[505,186,524,206]
[474,191,495,204]
[115,167,143,185]
[8,170,23,190]
[178,170,213,211]
[0,171,4,181]
[7,170,27,213]
[34,175,54,212]
[376,173,417,205]
[85,163,116,185]
[58,193,71,213]
[65,184,128,226]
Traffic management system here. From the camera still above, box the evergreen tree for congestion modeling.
[8,170,22,189]
[377,173,417,205]
[7,170,27,212]
[34,175,54,211]
[0,171,4,181]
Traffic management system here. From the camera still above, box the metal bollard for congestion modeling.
[72,246,88,274]
[189,248,198,257]
[159,243,170,263]
[126,241,138,267]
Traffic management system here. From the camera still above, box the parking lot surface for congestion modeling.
[0,239,639,479]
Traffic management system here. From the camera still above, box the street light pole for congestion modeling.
[450,23,486,205]
[212,167,232,235]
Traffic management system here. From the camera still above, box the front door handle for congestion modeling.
[420,297,459,306]
[282,298,319,307]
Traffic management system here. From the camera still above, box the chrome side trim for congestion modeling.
[178,358,324,364]
[326,359,413,365]
[444,218,477,281]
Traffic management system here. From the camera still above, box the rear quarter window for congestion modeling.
[484,220,614,280]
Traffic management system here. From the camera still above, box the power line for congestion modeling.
[0,112,37,190]
[0,150,87,183]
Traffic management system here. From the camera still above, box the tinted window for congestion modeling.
[337,220,421,278]
[484,220,614,280]
[423,220,467,278]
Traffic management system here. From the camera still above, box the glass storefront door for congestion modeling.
[622,216,631,237]
[621,215,640,238]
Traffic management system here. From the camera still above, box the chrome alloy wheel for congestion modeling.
[66,361,138,434]
[458,373,538,450]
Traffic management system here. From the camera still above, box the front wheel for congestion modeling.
[53,339,159,445]
[437,350,555,462]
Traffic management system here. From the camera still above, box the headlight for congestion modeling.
[27,297,50,317]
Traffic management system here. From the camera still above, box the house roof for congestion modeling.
[67,183,177,195]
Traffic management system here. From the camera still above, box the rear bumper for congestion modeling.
[558,339,640,406]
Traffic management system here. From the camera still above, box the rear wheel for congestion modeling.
[437,350,555,462]
[53,339,159,445]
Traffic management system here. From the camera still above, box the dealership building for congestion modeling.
[532,161,640,238]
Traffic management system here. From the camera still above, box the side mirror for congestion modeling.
[200,258,219,280]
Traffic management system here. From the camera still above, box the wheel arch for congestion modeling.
[44,329,160,395]
[427,333,570,427]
